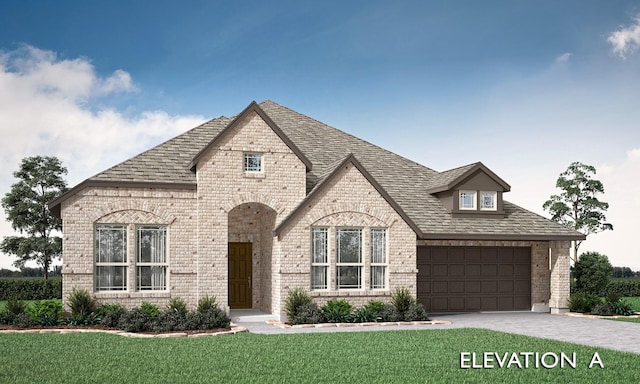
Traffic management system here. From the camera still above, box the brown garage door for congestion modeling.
[417,246,531,312]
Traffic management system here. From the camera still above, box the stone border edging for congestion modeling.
[0,323,248,338]
[265,319,451,329]
[561,312,640,320]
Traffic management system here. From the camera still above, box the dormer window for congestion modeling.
[459,191,477,210]
[243,153,262,172]
[480,191,497,211]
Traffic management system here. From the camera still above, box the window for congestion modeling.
[243,153,262,172]
[459,191,477,210]
[480,191,497,211]
[95,225,127,291]
[336,229,362,289]
[370,229,387,289]
[137,226,168,291]
[311,227,328,290]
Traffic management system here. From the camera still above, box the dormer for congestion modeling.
[426,162,511,218]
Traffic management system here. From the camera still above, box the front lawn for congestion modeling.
[0,329,638,383]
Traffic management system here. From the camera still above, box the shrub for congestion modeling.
[168,297,188,317]
[611,299,635,316]
[284,288,312,322]
[391,287,416,319]
[568,293,602,313]
[186,308,230,330]
[363,300,386,315]
[290,302,324,325]
[154,309,188,332]
[0,309,14,325]
[67,287,98,317]
[0,278,62,300]
[13,313,34,328]
[605,292,621,305]
[196,295,218,313]
[66,312,101,326]
[140,302,160,319]
[573,252,613,295]
[352,306,379,323]
[379,303,401,322]
[600,279,640,297]
[99,304,126,328]
[6,297,27,315]
[119,308,154,332]
[321,299,353,323]
[591,303,613,316]
[26,300,64,326]
[404,303,429,321]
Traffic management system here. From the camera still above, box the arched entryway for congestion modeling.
[228,203,277,311]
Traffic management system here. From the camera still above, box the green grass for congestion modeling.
[0,329,638,383]
[606,317,640,323]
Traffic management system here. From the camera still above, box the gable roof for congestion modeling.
[49,100,584,241]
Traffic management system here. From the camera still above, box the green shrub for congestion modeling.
[99,304,126,328]
[321,299,353,323]
[186,308,230,330]
[573,252,613,295]
[363,300,385,315]
[0,278,62,300]
[391,287,416,319]
[119,308,154,332]
[284,288,312,322]
[591,303,613,316]
[6,297,27,315]
[404,303,429,321]
[13,312,34,328]
[67,287,98,317]
[611,299,635,316]
[168,297,188,316]
[26,300,63,326]
[379,303,401,322]
[290,302,324,325]
[600,279,640,297]
[140,302,160,319]
[196,295,218,313]
[154,309,188,332]
[568,293,602,313]
[352,306,379,323]
[0,309,14,325]
[66,312,101,326]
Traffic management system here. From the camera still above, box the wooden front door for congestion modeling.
[229,242,252,309]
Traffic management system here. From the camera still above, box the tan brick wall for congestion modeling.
[275,162,417,315]
[549,240,571,312]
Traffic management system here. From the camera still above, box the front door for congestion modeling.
[228,242,252,309]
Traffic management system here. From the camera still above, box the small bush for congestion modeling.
[284,288,312,322]
[66,312,101,326]
[291,302,324,325]
[591,303,613,316]
[196,295,218,313]
[6,297,27,315]
[568,293,602,313]
[100,305,126,328]
[391,287,416,319]
[363,300,385,315]
[352,306,379,323]
[605,292,621,304]
[67,287,98,317]
[26,300,63,326]
[168,297,188,317]
[404,303,429,321]
[379,303,401,322]
[13,313,34,328]
[140,302,160,319]
[321,299,353,323]
[186,308,230,330]
[0,309,14,325]
[573,252,613,295]
[119,308,154,332]
[611,299,635,316]
[154,309,188,332]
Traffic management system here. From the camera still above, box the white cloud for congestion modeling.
[0,45,205,269]
[554,52,571,64]
[607,15,640,59]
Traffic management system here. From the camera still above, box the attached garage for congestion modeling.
[417,246,531,312]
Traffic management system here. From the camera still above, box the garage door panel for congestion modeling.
[417,246,531,312]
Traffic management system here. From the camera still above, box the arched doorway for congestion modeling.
[228,203,276,311]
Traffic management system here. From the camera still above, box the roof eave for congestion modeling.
[418,233,586,241]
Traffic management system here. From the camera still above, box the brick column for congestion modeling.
[549,240,571,313]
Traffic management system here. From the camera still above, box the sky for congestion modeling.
[0,1,639,270]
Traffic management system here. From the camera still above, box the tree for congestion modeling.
[543,162,613,262]
[1,156,67,279]
[572,251,613,295]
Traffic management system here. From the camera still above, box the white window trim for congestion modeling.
[243,152,263,173]
[136,225,169,291]
[459,190,477,210]
[95,224,128,292]
[480,191,498,211]
[336,228,363,290]
[370,228,388,290]
[310,227,329,290]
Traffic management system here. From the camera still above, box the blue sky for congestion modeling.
[0,1,639,269]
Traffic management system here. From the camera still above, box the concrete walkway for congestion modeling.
[234,312,640,354]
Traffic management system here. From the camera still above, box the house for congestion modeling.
[49,100,584,318]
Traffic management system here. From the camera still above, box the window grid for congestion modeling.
[310,227,329,290]
[95,225,128,292]
[136,226,168,291]
[459,190,477,210]
[370,228,387,289]
[480,191,497,211]
[336,228,362,290]
[243,153,262,172]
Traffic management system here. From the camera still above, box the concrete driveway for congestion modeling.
[237,312,640,354]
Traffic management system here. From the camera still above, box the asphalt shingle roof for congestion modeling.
[61,100,582,240]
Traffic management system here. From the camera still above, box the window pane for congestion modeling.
[312,228,327,263]
[371,266,386,289]
[137,266,167,290]
[337,266,361,289]
[371,229,386,264]
[481,192,495,209]
[311,266,327,290]
[460,191,476,209]
[138,227,166,263]
[337,229,361,263]
[96,266,127,291]
[244,153,262,172]
[95,226,126,263]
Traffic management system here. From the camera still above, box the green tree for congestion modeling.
[543,162,612,262]
[1,156,68,279]
[572,251,613,295]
